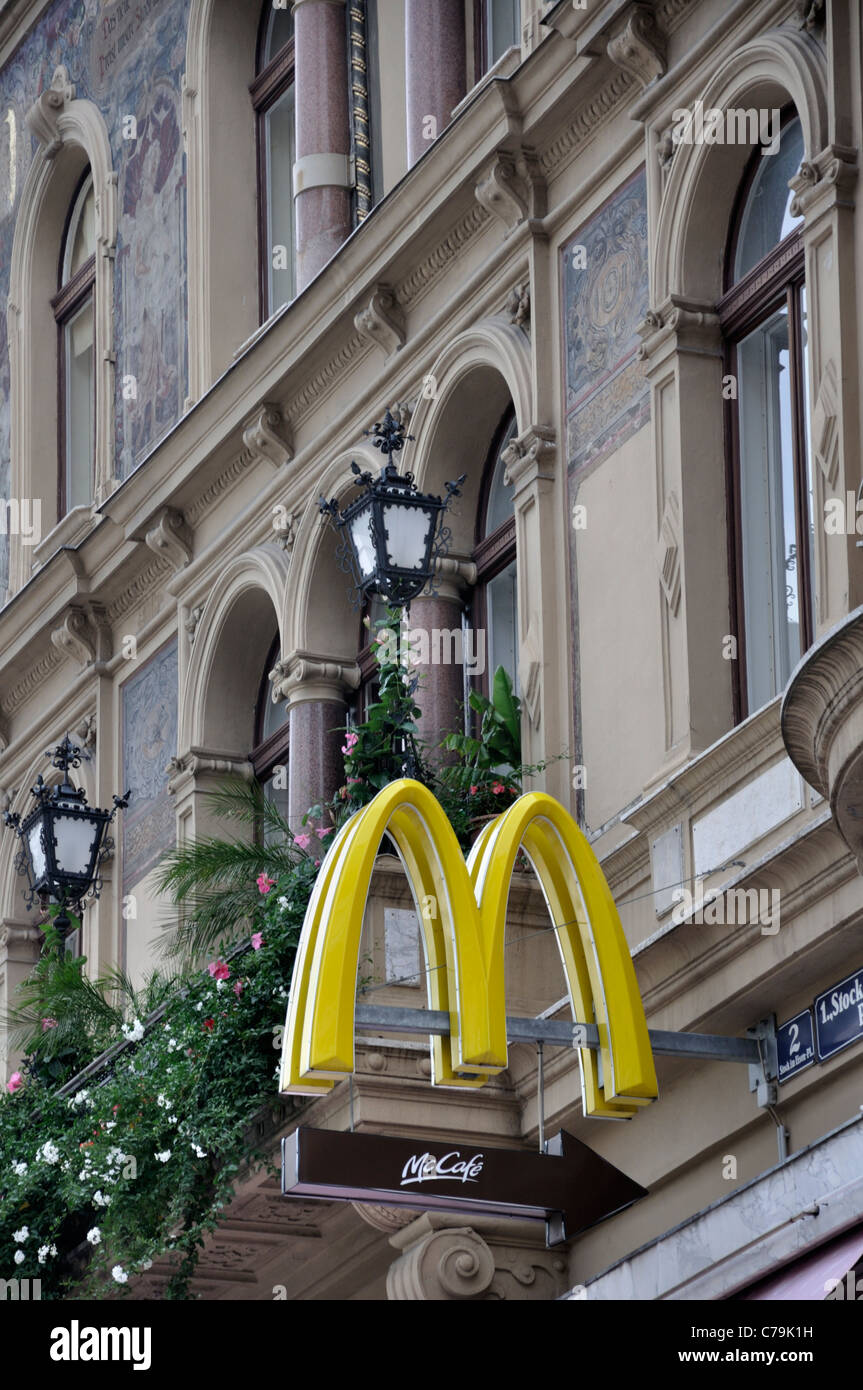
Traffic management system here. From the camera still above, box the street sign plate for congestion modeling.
[815,969,863,1062]
[776,1010,815,1084]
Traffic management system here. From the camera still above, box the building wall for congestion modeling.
[2,0,863,1299]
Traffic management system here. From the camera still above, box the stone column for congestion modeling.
[293,0,353,291]
[273,653,361,832]
[407,559,477,762]
[405,0,466,168]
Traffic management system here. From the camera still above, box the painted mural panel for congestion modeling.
[0,0,189,592]
[121,638,178,893]
[561,167,650,476]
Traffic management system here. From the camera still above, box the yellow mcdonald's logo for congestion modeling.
[279,779,658,1119]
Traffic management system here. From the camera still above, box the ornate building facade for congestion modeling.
[2,0,863,1301]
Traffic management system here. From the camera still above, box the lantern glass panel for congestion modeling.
[349,506,376,579]
[54,813,98,877]
[382,503,434,571]
[28,820,47,880]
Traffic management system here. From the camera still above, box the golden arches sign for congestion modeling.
[279,780,658,1119]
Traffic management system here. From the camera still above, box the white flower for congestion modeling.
[49,1245,57,1257]
[86,1227,101,1246]
[216,979,225,992]
[112,1265,128,1284]
[191,1143,206,1158]
[70,1088,92,1108]
[168,1115,177,1125]
[12,1161,27,1176]
[167,1039,177,1052]
[104,1121,116,1132]
[38,1140,60,1165]
[92,1190,111,1208]
[156,1093,168,1108]
[154,1149,171,1163]
[121,1018,145,1043]
[37,1245,51,1264]
[12,1226,28,1243]
[195,1002,203,1012]
[13,1250,24,1265]
[278,896,289,910]
[141,1258,153,1271]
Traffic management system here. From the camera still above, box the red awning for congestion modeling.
[737,1225,863,1301]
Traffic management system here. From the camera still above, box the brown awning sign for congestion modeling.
[282,1127,647,1246]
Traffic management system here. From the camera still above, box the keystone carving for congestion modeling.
[26,65,75,157]
[506,281,531,329]
[606,4,666,89]
[354,285,406,357]
[50,604,112,670]
[145,507,193,571]
[242,403,293,470]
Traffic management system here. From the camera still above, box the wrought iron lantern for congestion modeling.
[319,408,466,608]
[3,735,130,949]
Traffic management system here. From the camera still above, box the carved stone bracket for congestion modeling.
[50,603,112,671]
[506,281,531,329]
[354,285,406,357]
[26,64,75,157]
[145,507,193,572]
[475,151,546,234]
[501,425,556,495]
[658,489,682,617]
[270,651,362,706]
[637,296,721,362]
[166,749,254,797]
[607,3,666,89]
[429,555,478,603]
[789,146,858,220]
[386,1212,570,1301]
[242,403,293,470]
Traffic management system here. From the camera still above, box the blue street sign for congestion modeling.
[777,1010,815,1083]
[815,969,863,1062]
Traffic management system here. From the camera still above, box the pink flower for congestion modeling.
[202,1018,214,1032]
[256,873,276,894]
[492,781,505,795]
[207,960,230,981]
[294,833,311,851]
[251,932,264,951]
[341,731,359,754]
[347,777,363,786]
[469,785,479,795]
[41,1017,58,1031]
[314,859,321,868]
[6,1072,23,1094]
[233,981,243,997]
[315,827,333,840]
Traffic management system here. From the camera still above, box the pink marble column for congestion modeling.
[288,698,347,832]
[293,0,353,291]
[405,0,467,168]
[407,592,468,763]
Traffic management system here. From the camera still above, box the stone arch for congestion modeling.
[184,0,260,402]
[7,66,118,596]
[180,545,292,756]
[654,26,828,305]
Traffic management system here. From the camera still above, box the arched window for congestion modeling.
[52,170,96,517]
[719,114,812,719]
[473,409,519,693]
[475,0,520,77]
[251,636,290,841]
[252,6,296,319]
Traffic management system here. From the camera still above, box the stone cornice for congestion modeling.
[781,607,863,796]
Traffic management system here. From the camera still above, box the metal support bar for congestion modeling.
[353,1004,762,1065]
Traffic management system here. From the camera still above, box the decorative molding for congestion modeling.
[475,151,545,234]
[395,205,490,307]
[539,70,634,176]
[75,712,97,757]
[106,557,173,623]
[353,1203,419,1234]
[0,648,65,718]
[184,605,204,646]
[185,452,256,526]
[658,490,682,617]
[606,3,666,89]
[501,425,556,495]
[284,335,367,424]
[0,715,9,754]
[144,507,193,572]
[50,603,112,671]
[25,64,75,157]
[387,1223,496,1300]
[354,285,406,357]
[271,652,362,705]
[506,281,530,329]
[386,1213,570,1301]
[811,359,839,489]
[272,511,302,554]
[242,403,293,470]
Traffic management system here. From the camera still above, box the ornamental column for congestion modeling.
[272,652,361,832]
[292,0,353,291]
[406,559,476,762]
[405,0,466,168]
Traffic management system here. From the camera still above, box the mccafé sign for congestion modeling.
[279,779,658,1119]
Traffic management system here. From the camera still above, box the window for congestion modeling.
[52,170,96,517]
[252,6,296,319]
[252,637,290,841]
[475,0,520,77]
[719,115,812,719]
[473,410,519,695]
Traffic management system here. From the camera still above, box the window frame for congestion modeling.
[718,114,811,723]
[251,635,290,784]
[473,0,520,81]
[52,168,96,521]
[471,407,518,701]
[250,8,296,323]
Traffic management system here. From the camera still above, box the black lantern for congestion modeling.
[319,408,465,608]
[4,736,130,951]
